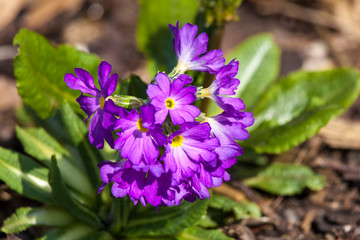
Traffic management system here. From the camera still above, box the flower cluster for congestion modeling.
[65,21,254,207]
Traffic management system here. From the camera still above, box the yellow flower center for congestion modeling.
[99,96,105,109]
[137,118,148,132]
[171,135,184,148]
[165,98,175,109]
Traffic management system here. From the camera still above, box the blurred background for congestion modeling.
[1,0,360,239]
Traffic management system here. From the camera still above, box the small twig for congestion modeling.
[232,181,285,230]
[301,210,316,234]
[314,158,360,174]
[213,183,247,202]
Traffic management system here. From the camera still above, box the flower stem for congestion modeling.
[200,25,224,114]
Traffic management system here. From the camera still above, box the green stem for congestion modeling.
[200,25,224,113]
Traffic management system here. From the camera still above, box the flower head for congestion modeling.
[198,59,245,118]
[162,122,219,183]
[65,61,126,148]
[169,21,225,74]
[204,111,254,160]
[114,104,166,166]
[147,73,200,125]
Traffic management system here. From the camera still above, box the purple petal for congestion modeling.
[103,99,128,118]
[155,73,170,96]
[88,111,105,149]
[98,61,118,97]
[65,71,99,96]
[76,95,98,121]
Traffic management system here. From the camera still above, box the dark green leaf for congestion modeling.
[0,147,52,204]
[60,104,103,186]
[16,126,95,201]
[177,227,232,240]
[207,34,280,116]
[209,195,261,220]
[244,162,326,195]
[48,157,103,229]
[137,0,200,76]
[1,207,74,234]
[37,223,112,240]
[119,74,148,99]
[13,29,100,119]
[124,200,208,237]
[246,69,360,153]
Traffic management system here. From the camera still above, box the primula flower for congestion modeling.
[147,73,200,125]
[114,104,166,165]
[169,21,225,74]
[98,160,190,207]
[65,61,125,149]
[204,111,254,160]
[198,59,245,117]
[162,122,219,183]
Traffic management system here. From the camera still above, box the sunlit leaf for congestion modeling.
[1,207,74,234]
[13,29,100,119]
[207,34,280,116]
[244,162,326,195]
[0,147,52,204]
[247,69,360,153]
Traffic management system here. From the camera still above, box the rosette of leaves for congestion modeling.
[1,28,249,239]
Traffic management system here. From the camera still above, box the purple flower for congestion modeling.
[114,104,166,166]
[65,61,125,149]
[198,59,245,117]
[147,73,200,125]
[169,21,225,74]
[162,122,219,183]
[98,160,190,207]
[205,111,254,160]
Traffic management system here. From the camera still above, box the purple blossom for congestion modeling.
[169,21,225,74]
[147,73,200,125]
[98,160,191,207]
[205,111,254,160]
[162,122,219,183]
[65,61,125,149]
[204,59,246,117]
[114,104,166,166]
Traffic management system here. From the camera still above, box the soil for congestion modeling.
[1,0,360,239]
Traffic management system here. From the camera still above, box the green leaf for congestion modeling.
[0,147,52,204]
[209,195,261,220]
[119,74,148,99]
[60,103,103,186]
[48,157,103,229]
[207,34,280,116]
[247,69,360,154]
[124,200,208,237]
[16,126,95,201]
[137,0,200,76]
[244,162,326,195]
[1,207,75,234]
[177,227,232,240]
[38,223,103,240]
[13,29,100,119]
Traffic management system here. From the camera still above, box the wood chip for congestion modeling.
[318,118,360,149]
[22,0,85,29]
[301,210,316,234]
[0,0,29,30]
